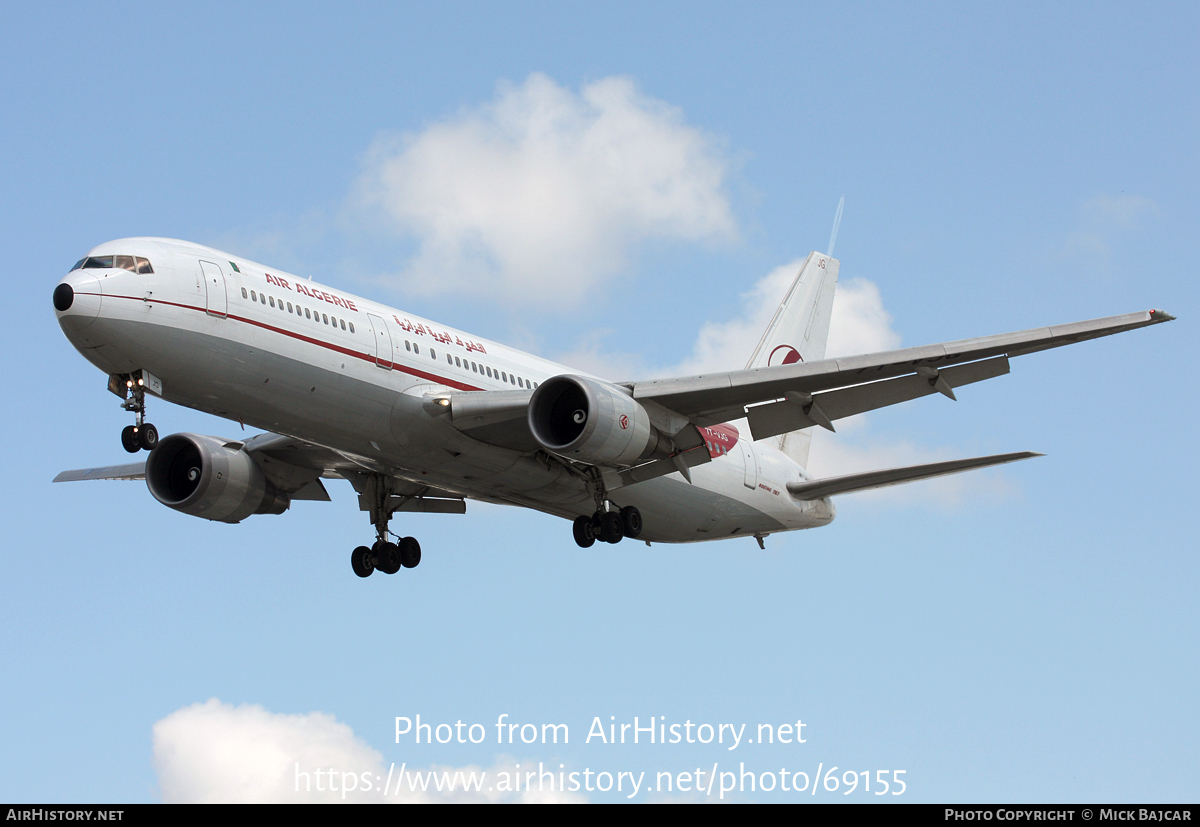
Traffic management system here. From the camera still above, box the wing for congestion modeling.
[54,462,147,482]
[786,451,1042,499]
[54,431,468,511]
[627,309,1174,440]
[430,308,1171,493]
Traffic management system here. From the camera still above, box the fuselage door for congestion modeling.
[367,313,393,369]
[199,260,227,318]
[741,438,758,490]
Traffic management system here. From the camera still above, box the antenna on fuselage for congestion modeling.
[827,196,844,257]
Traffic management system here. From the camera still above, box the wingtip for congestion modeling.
[1149,309,1176,322]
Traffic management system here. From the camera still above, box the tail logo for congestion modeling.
[768,345,803,366]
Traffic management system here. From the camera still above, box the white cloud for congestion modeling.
[666,260,902,377]
[356,73,735,308]
[1062,194,1158,260]
[671,260,803,376]
[152,699,586,803]
[824,276,901,358]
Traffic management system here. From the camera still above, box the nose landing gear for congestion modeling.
[111,372,159,453]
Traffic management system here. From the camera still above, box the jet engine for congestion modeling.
[528,375,671,467]
[145,433,290,523]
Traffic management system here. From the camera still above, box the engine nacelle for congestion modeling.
[528,375,668,466]
[145,433,290,523]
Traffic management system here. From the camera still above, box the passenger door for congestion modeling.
[367,313,393,369]
[199,260,227,318]
[741,438,758,490]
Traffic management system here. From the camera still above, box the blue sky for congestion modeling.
[2,1,1196,802]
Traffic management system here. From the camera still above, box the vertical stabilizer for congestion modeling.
[745,252,839,467]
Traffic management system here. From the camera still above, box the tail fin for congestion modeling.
[746,252,839,467]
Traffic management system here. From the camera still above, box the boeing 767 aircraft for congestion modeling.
[52,238,1173,578]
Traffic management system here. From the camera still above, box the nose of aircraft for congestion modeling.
[54,271,102,331]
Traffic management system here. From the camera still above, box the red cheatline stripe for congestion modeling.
[86,293,484,392]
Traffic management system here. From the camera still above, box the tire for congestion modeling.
[619,505,643,539]
[138,423,159,451]
[351,546,374,578]
[573,516,596,548]
[399,536,421,568]
[121,425,140,454]
[377,542,401,574]
[600,511,624,544]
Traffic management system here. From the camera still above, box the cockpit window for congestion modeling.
[79,254,154,273]
[71,258,85,271]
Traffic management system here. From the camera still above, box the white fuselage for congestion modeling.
[55,238,834,543]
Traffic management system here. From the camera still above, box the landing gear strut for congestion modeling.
[113,373,158,453]
[349,474,422,578]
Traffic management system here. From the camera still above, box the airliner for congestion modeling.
[52,238,1173,578]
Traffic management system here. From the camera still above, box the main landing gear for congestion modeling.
[572,468,643,547]
[351,474,422,578]
[114,373,158,453]
[573,505,642,547]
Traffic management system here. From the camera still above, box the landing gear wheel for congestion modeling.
[573,516,597,548]
[599,511,624,544]
[351,545,374,578]
[121,425,140,454]
[138,422,159,451]
[399,536,421,568]
[375,541,401,574]
[619,505,643,539]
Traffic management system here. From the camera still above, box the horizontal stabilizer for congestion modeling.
[54,461,147,482]
[785,451,1041,500]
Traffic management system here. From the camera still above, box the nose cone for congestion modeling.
[53,282,74,311]
[54,272,102,332]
